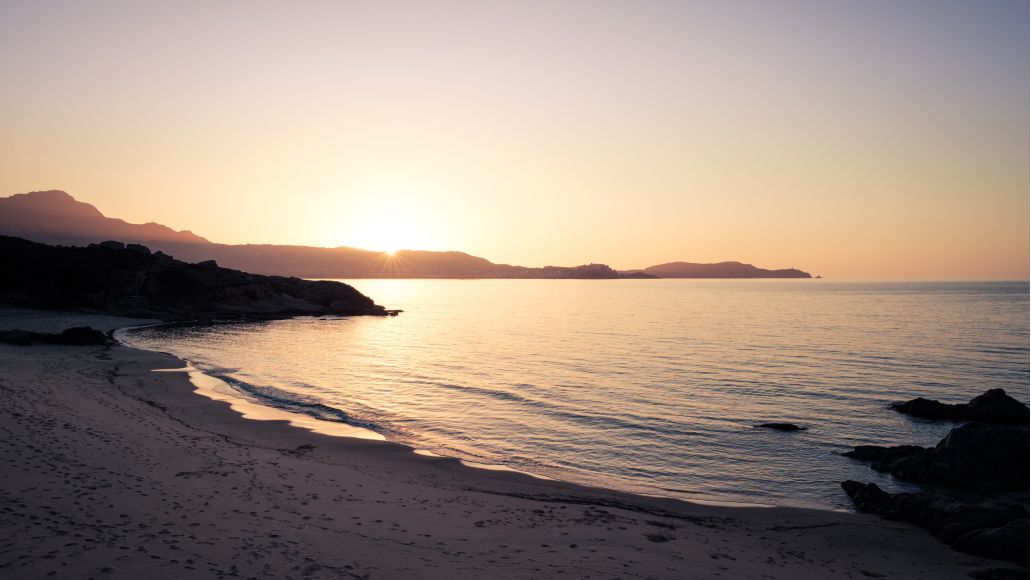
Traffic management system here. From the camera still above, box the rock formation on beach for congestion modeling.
[843,423,1029,492]
[891,389,1029,425]
[841,389,1030,564]
[840,481,1028,564]
[0,236,386,321]
[0,326,112,346]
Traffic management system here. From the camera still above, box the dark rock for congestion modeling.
[893,397,951,418]
[0,236,387,321]
[841,481,1028,564]
[891,389,1029,425]
[969,567,1031,580]
[126,243,151,255]
[0,326,111,346]
[844,424,1028,492]
[329,300,355,314]
[755,422,807,431]
[196,259,219,268]
[952,519,1030,566]
[0,329,35,345]
[840,480,894,514]
[842,445,925,468]
[53,327,111,345]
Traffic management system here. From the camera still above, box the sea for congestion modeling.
[120,280,1030,510]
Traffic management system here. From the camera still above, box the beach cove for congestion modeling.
[0,311,1012,579]
[120,279,1031,511]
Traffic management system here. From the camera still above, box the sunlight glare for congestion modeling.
[346,201,438,254]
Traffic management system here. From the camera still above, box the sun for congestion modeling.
[347,210,435,254]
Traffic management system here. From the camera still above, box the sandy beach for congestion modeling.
[0,313,1016,579]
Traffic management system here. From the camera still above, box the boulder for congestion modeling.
[53,327,112,345]
[842,444,924,467]
[952,519,1030,566]
[0,326,111,346]
[891,389,1029,425]
[0,329,35,345]
[843,424,1029,492]
[754,423,807,431]
[841,481,1028,564]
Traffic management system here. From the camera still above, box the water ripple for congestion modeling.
[124,280,1029,510]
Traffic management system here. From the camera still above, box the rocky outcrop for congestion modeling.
[890,389,1029,425]
[843,423,1028,492]
[968,569,1030,580]
[0,327,112,346]
[842,391,1030,565]
[0,236,386,321]
[754,423,806,431]
[841,481,1028,564]
[842,444,924,465]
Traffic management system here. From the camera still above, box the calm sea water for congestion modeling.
[122,280,1029,510]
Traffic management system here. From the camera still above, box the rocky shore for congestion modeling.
[841,390,1030,566]
[890,388,1029,425]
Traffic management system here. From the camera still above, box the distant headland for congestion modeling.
[0,190,813,279]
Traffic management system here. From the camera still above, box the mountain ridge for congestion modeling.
[0,190,211,246]
[0,190,812,279]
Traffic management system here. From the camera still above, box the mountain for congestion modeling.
[0,190,625,278]
[0,190,210,246]
[641,261,812,279]
[0,236,386,320]
[0,190,812,279]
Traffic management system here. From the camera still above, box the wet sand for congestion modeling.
[0,312,1012,579]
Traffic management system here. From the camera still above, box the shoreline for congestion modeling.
[163,356,788,511]
[0,310,1018,578]
[111,319,866,513]
[127,329,774,512]
[146,344,783,510]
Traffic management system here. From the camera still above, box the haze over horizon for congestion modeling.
[1,0,1027,279]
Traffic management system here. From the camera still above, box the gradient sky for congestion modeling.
[1,0,1027,279]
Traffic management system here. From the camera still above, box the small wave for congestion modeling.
[205,371,395,437]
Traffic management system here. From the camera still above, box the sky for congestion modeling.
[0,0,1027,279]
